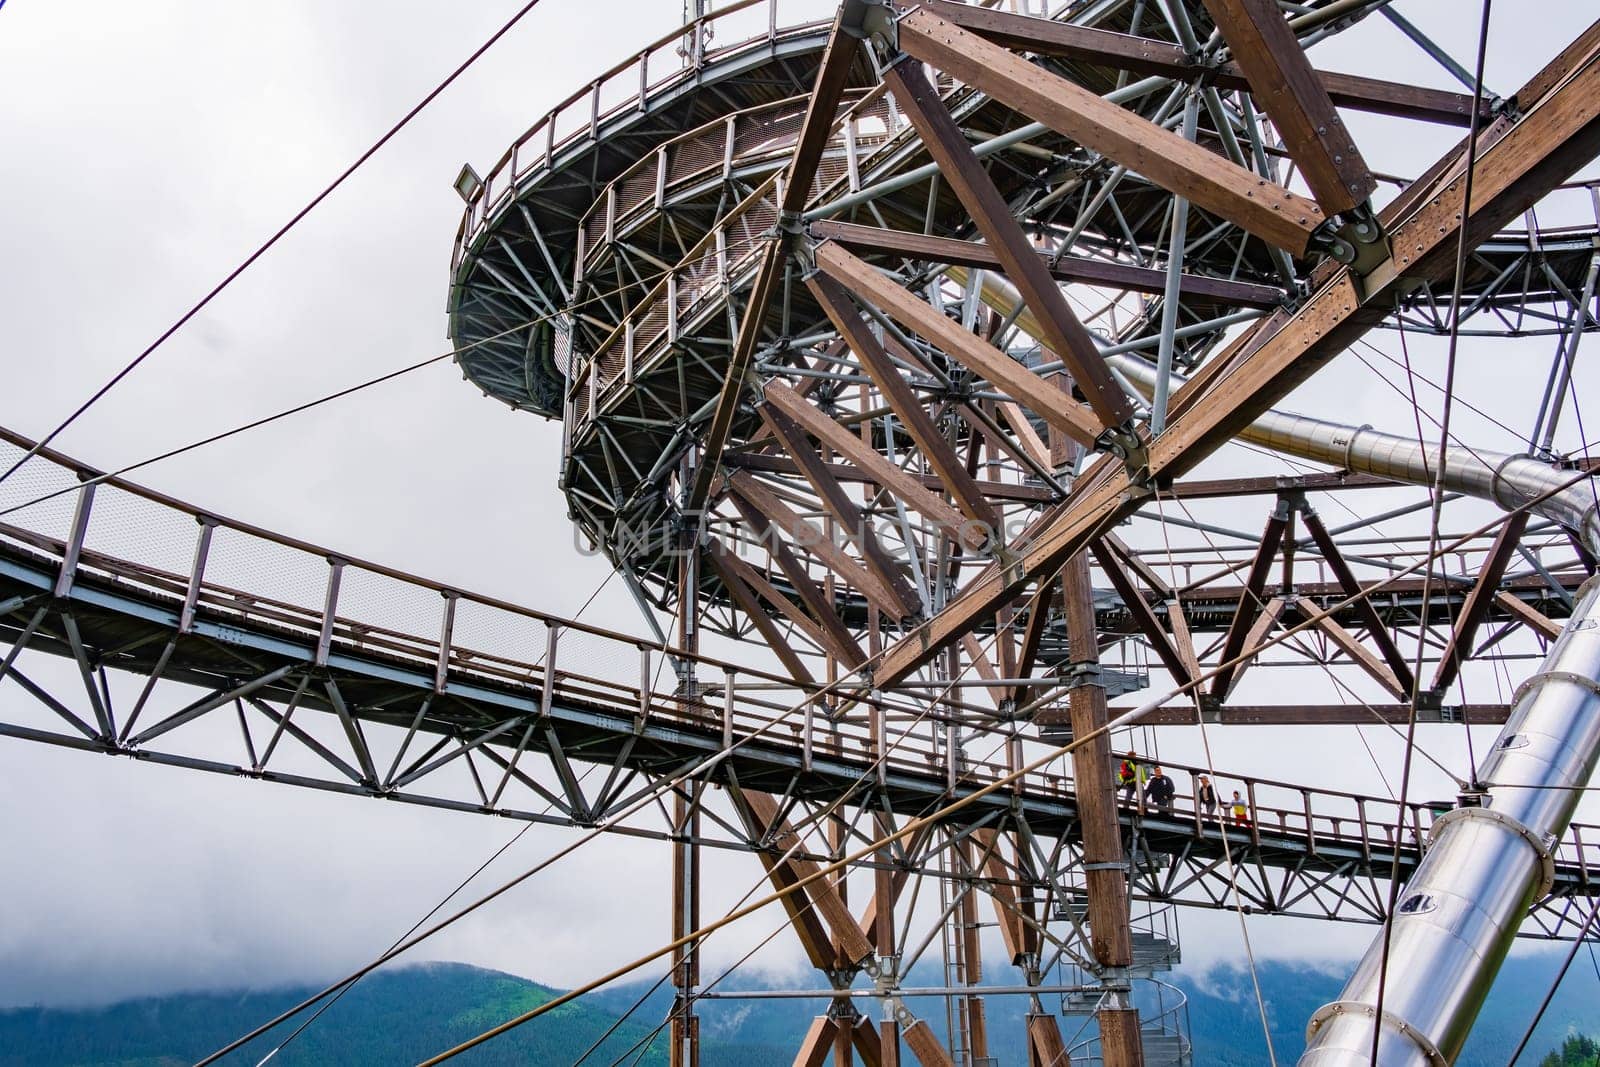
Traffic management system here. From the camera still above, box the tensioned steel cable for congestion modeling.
[0,247,726,519]
[1504,897,1600,1065]
[415,477,1600,1065]
[1370,2,1495,1061]
[251,573,620,1063]
[0,0,551,488]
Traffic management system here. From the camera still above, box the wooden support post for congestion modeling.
[671,535,702,1067]
[1061,547,1144,1067]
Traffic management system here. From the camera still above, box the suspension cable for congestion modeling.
[0,0,552,489]
[1372,4,1495,1061]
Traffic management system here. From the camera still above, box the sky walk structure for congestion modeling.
[5,1,1600,1065]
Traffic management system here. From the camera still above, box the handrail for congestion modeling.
[3,428,1598,883]
[451,0,831,272]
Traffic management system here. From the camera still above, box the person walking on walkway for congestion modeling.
[1197,775,1218,821]
[1146,765,1175,814]
[1117,750,1147,810]
[1230,789,1250,827]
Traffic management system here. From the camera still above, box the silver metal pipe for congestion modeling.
[1300,576,1600,1065]
[974,271,1600,1063]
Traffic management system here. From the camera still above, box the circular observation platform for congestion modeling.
[448,0,1600,667]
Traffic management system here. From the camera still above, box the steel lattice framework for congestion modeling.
[6,1,1600,1065]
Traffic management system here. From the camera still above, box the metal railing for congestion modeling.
[450,0,834,273]
[3,426,1599,884]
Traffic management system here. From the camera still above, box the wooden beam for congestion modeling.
[1300,504,1417,694]
[702,545,817,686]
[809,219,1285,307]
[902,1019,957,1067]
[1225,595,1287,697]
[870,24,1600,686]
[706,532,861,668]
[763,379,981,546]
[726,493,868,668]
[994,400,1053,473]
[912,0,1491,127]
[794,1016,840,1067]
[1211,503,1291,698]
[807,273,1002,531]
[728,470,911,620]
[757,404,925,614]
[817,242,1102,444]
[898,4,1327,255]
[724,449,1054,502]
[1091,538,1196,688]
[1433,511,1530,692]
[1201,0,1376,214]
[741,791,876,964]
[1027,1014,1070,1067]
[1312,612,1409,700]
[884,59,1133,428]
[1494,590,1563,640]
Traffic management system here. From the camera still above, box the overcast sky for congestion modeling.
[1,0,1598,1028]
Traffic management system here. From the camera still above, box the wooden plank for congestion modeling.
[884,60,1133,427]
[728,470,911,620]
[757,404,925,614]
[817,242,1102,444]
[1202,0,1375,213]
[898,5,1326,255]
[809,219,1285,307]
[807,273,1001,530]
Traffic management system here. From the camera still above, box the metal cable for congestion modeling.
[0,0,552,488]
[1371,4,1495,1061]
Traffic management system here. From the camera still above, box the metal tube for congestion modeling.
[1152,92,1198,435]
[980,268,1600,1063]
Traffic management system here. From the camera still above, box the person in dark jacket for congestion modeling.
[1145,765,1176,813]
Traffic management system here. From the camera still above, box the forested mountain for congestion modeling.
[2,953,1596,1065]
